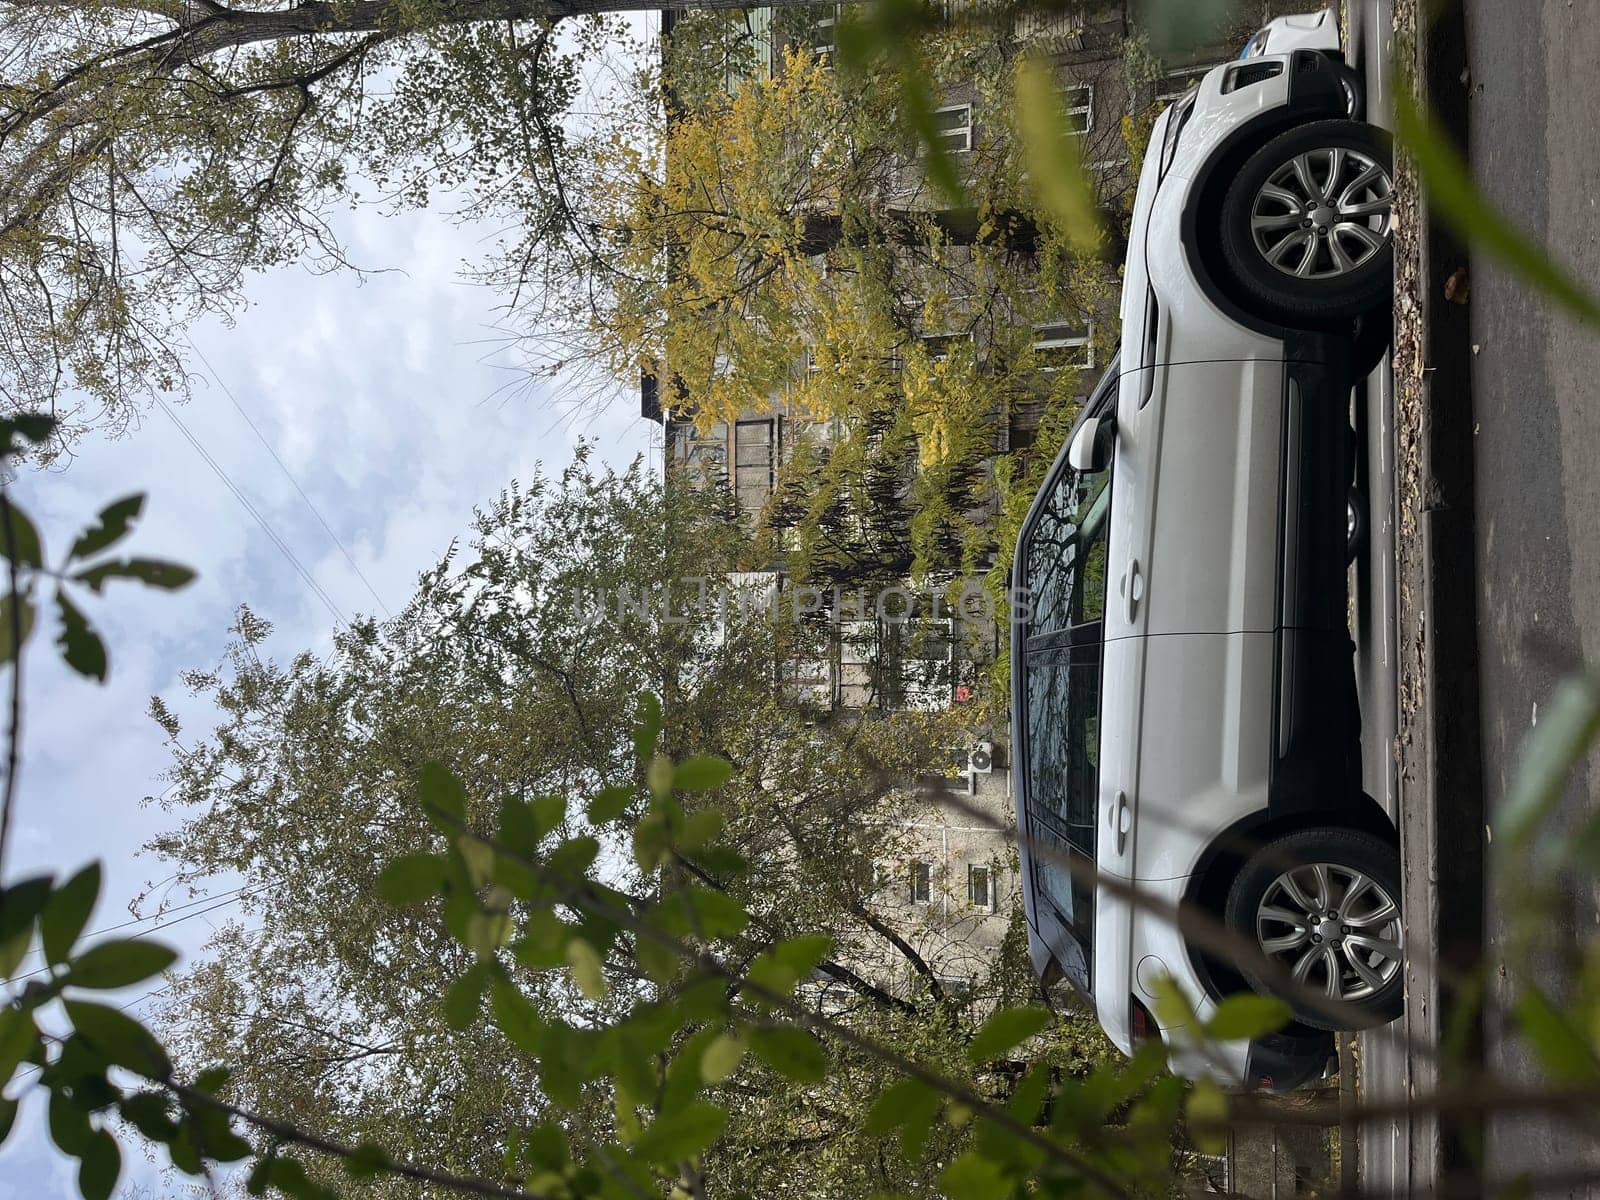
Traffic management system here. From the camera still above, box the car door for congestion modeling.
[1118,356,1287,882]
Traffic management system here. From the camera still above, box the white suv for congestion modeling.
[1011,10,1400,1088]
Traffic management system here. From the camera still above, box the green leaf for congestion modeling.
[0,1095,17,1144]
[344,1142,392,1179]
[676,809,723,851]
[1395,88,1600,329]
[530,794,567,840]
[634,692,663,762]
[64,1000,172,1078]
[1016,58,1103,256]
[0,592,37,667]
[1205,994,1292,1042]
[865,1077,936,1135]
[0,1008,39,1086]
[78,1129,121,1200]
[457,835,496,888]
[119,1092,178,1142]
[41,863,101,964]
[443,964,489,1030]
[489,976,546,1057]
[636,930,680,983]
[672,755,733,792]
[0,502,42,568]
[747,1026,827,1082]
[377,852,448,905]
[418,761,467,831]
[587,783,635,824]
[512,910,574,969]
[632,1100,726,1165]
[1150,974,1196,1030]
[0,874,52,976]
[566,938,608,1000]
[1133,0,1234,54]
[72,558,196,593]
[48,1085,94,1155]
[938,1151,1009,1199]
[1186,1077,1229,1154]
[1005,1062,1053,1126]
[70,495,144,562]
[54,590,107,682]
[897,1083,945,1161]
[966,1005,1052,1063]
[683,886,750,939]
[67,939,178,989]
[523,1122,570,1172]
[1501,672,1600,848]
[1514,986,1600,1084]
[746,934,833,998]
[700,1032,746,1083]
[0,413,57,456]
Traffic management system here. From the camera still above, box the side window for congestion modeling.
[1025,464,1112,636]
[1023,647,1101,856]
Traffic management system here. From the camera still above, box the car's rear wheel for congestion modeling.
[1220,120,1395,325]
[1224,827,1404,1031]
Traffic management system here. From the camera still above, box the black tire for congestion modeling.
[1219,119,1395,326]
[1224,827,1404,1031]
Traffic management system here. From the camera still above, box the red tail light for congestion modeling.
[1130,997,1157,1044]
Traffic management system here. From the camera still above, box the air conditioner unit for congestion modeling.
[968,741,994,775]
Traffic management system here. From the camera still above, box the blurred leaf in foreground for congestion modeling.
[1395,86,1600,329]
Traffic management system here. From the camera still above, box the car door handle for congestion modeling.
[1113,790,1131,855]
[1122,560,1144,622]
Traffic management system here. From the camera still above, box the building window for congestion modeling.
[809,5,838,60]
[930,103,973,153]
[921,331,972,363]
[1158,64,1223,107]
[1033,321,1094,372]
[910,861,931,904]
[673,422,728,477]
[1060,83,1092,134]
[734,419,774,514]
[968,863,992,909]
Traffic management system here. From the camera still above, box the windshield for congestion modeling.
[1014,359,1118,992]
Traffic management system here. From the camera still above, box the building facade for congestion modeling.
[650,0,1310,1001]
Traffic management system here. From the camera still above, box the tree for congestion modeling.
[138,445,1113,1196]
[0,0,871,447]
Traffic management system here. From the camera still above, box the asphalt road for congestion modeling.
[1464,0,1600,1192]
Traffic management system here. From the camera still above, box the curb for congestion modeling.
[1388,0,1487,1190]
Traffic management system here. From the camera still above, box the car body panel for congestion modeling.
[1242,10,1342,58]
[1127,631,1276,883]
[1138,359,1287,637]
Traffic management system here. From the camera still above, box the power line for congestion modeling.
[186,338,394,620]
[1,885,266,988]
[153,394,348,626]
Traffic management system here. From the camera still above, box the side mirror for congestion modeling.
[1067,416,1112,472]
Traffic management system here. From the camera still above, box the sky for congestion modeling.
[0,68,659,1198]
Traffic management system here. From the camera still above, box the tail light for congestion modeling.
[1129,997,1158,1044]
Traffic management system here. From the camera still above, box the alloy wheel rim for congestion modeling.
[1250,147,1394,280]
[1255,862,1403,1001]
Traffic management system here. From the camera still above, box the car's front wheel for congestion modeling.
[1224,827,1404,1031]
[1220,120,1395,325]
